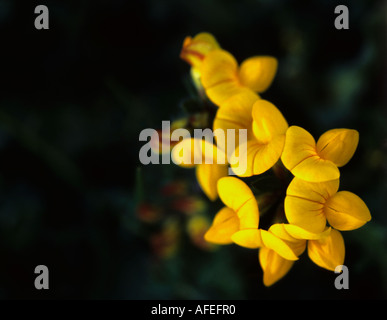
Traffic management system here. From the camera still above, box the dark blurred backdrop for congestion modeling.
[0,0,386,299]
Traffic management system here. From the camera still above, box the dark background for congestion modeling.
[0,0,386,299]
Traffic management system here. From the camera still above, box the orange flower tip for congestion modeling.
[180,48,205,65]
[182,36,192,48]
[180,37,197,63]
[180,32,220,68]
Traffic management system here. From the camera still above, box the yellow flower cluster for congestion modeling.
[173,32,371,286]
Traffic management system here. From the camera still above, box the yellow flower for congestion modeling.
[259,223,336,286]
[180,32,221,93]
[214,94,288,177]
[180,32,220,70]
[260,224,323,286]
[285,177,371,233]
[200,49,278,106]
[204,177,298,261]
[171,137,228,201]
[281,126,359,182]
[204,177,259,244]
[231,227,298,261]
[180,33,277,106]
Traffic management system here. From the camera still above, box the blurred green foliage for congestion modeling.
[0,0,386,299]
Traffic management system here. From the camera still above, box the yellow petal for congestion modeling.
[287,177,340,203]
[180,32,220,69]
[205,81,255,107]
[230,136,286,177]
[316,129,359,167]
[231,228,300,259]
[231,100,288,177]
[286,240,306,257]
[214,91,258,140]
[281,126,316,169]
[268,224,306,257]
[201,49,238,90]
[238,56,278,93]
[217,177,259,229]
[291,155,340,182]
[192,32,220,46]
[284,196,326,234]
[251,100,288,143]
[259,247,295,287]
[200,49,252,106]
[196,163,228,201]
[213,91,259,160]
[215,91,259,131]
[229,141,255,177]
[281,126,340,182]
[198,137,227,164]
[281,224,332,241]
[325,191,371,231]
[285,178,340,233]
[308,229,345,271]
[171,138,226,167]
[268,224,298,242]
[170,137,197,168]
[204,207,239,245]
[231,228,262,249]
[260,230,298,261]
